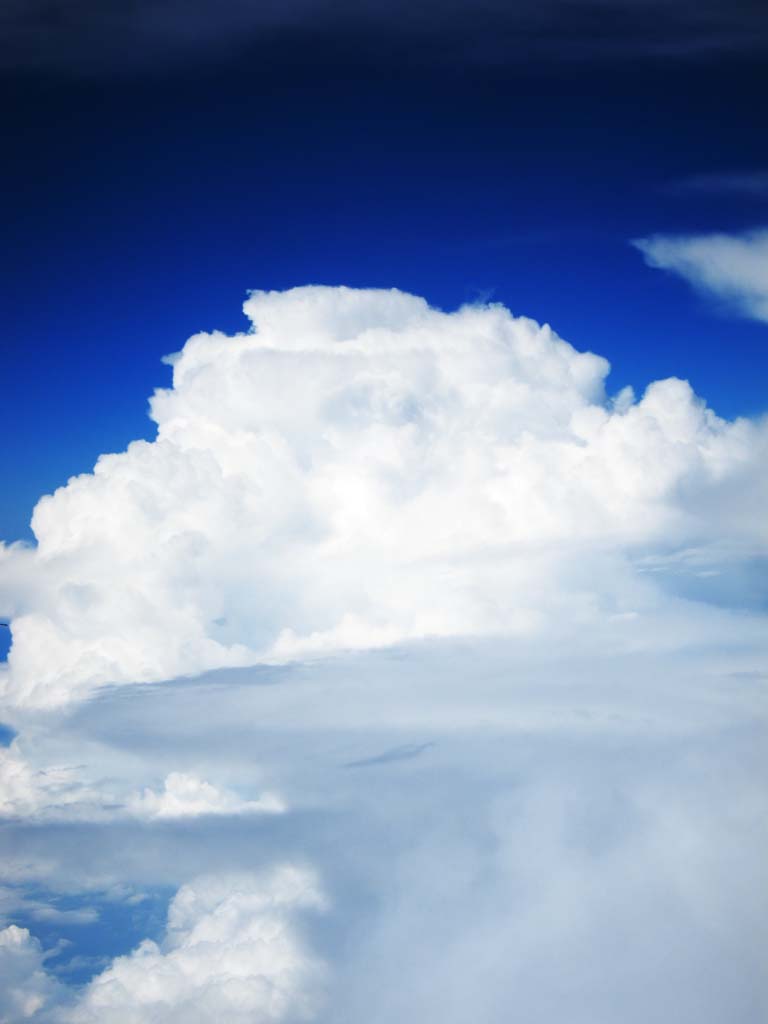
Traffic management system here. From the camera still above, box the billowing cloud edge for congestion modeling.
[0,284,766,709]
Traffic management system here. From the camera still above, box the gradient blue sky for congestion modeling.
[3,11,767,542]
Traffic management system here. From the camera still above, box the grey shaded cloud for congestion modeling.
[0,639,766,1020]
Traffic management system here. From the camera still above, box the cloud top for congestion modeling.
[1,285,766,708]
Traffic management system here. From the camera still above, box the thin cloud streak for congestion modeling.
[3,0,768,74]
[634,228,768,323]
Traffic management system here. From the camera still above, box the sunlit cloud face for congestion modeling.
[633,229,768,323]
[1,286,766,709]
[67,867,326,1024]
[0,286,766,1023]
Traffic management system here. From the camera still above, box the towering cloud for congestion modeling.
[1,286,766,708]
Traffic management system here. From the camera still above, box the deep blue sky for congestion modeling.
[3,4,767,542]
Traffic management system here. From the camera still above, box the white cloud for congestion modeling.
[633,228,768,322]
[65,867,325,1024]
[0,286,765,1024]
[0,744,281,824]
[0,642,765,1022]
[127,772,285,820]
[0,925,63,1022]
[0,743,96,822]
[1,285,766,709]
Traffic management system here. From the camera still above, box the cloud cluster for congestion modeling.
[1,285,766,708]
[0,743,281,823]
[634,228,768,323]
[66,867,324,1024]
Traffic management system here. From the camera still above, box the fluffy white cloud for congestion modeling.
[127,772,284,820]
[1,285,766,708]
[634,228,768,322]
[65,867,324,1024]
[0,744,280,824]
[0,925,62,1022]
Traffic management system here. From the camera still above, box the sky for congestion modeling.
[1,3,767,1022]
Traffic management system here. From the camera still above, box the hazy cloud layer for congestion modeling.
[1,286,766,709]
[3,0,768,74]
[634,228,768,323]
[0,643,766,1022]
[671,172,768,197]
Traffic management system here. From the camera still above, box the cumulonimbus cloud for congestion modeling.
[1,285,766,708]
[633,228,768,323]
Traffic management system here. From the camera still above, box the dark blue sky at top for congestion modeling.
[2,3,767,543]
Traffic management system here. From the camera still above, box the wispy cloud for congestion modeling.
[670,172,768,197]
[633,228,768,323]
[3,0,767,75]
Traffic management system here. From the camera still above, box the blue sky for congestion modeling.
[1,4,767,1023]
[3,37,768,541]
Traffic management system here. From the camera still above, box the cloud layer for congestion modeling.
[4,0,767,74]
[1,285,766,708]
[634,228,768,323]
[1,643,766,1023]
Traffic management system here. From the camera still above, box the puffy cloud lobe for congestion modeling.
[0,744,280,823]
[65,867,325,1024]
[1,286,766,708]
[633,228,768,323]
[127,772,285,820]
[0,925,62,1021]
